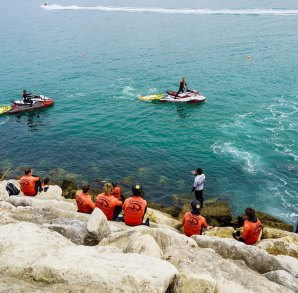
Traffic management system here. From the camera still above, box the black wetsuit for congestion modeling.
[23,93,33,106]
[175,81,189,98]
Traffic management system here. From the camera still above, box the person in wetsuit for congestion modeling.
[22,90,33,106]
[175,77,190,99]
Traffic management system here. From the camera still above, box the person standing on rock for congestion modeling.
[19,168,43,196]
[191,168,205,208]
[76,184,95,214]
[183,200,212,237]
[123,184,149,226]
[95,183,123,221]
[233,208,262,245]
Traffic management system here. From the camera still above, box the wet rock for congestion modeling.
[146,208,182,230]
[262,227,298,243]
[61,179,77,199]
[256,211,293,232]
[257,237,298,258]
[203,227,234,238]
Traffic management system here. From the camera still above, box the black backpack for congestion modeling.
[6,182,20,196]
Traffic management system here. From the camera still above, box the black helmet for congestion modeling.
[132,184,142,196]
[191,200,201,212]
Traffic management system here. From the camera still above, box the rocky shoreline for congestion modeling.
[0,179,298,292]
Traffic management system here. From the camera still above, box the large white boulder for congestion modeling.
[175,247,293,293]
[124,234,164,259]
[8,196,77,212]
[36,185,63,200]
[87,208,110,241]
[0,222,178,292]
[263,270,298,292]
[193,235,283,274]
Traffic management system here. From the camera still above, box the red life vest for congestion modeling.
[242,219,262,245]
[76,192,95,214]
[95,193,122,220]
[183,212,207,237]
[123,196,147,226]
[20,175,40,196]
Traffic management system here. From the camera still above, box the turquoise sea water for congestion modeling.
[0,0,297,225]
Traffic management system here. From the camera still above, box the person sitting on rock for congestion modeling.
[76,184,95,214]
[233,207,262,245]
[42,177,50,192]
[95,183,123,221]
[123,184,149,226]
[19,168,43,196]
[183,200,212,237]
[111,181,124,201]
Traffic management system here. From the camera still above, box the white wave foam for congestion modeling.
[212,141,260,174]
[0,116,10,125]
[40,5,298,16]
[122,85,136,97]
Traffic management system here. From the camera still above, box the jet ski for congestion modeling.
[159,91,206,103]
[8,95,54,114]
[139,90,206,104]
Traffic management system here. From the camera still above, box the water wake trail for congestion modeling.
[41,5,298,16]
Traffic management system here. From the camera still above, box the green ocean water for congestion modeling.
[0,0,297,225]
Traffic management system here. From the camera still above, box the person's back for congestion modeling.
[233,208,262,245]
[123,184,147,226]
[96,183,122,220]
[183,200,209,237]
[76,184,95,214]
[242,217,262,245]
[111,182,122,200]
[20,168,41,196]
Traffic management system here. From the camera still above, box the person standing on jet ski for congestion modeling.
[174,77,190,99]
[22,90,34,106]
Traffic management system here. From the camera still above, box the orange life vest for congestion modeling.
[242,219,262,245]
[183,212,207,237]
[123,196,147,226]
[111,186,121,200]
[95,193,123,220]
[19,175,40,196]
[75,192,95,214]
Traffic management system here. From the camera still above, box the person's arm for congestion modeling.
[185,83,190,92]
[241,222,249,241]
[87,197,95,210]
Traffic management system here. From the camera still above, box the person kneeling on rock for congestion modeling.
[123,184,149,226]
[95,183,123,221]
[233,207,262,245]
[183,200,212,237]
[76,184,95,214]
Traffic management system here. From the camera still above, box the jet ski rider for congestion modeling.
[22,89,33,106]
[175,77,190,99]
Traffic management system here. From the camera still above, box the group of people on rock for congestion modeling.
[17,167,262,244]
[75,182,149,227]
